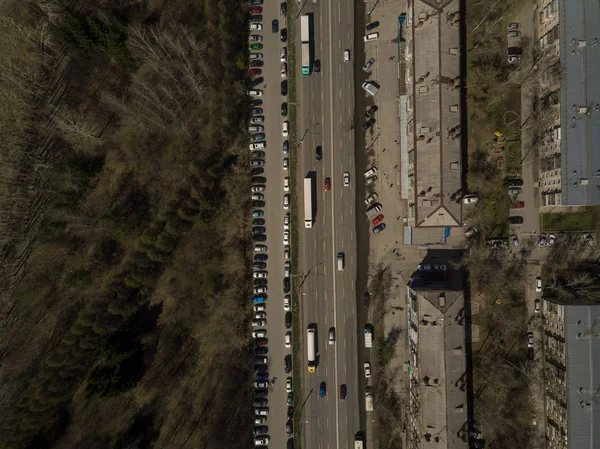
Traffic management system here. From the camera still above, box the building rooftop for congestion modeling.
[559,0,600,205]
[410,287,468,449]
[409,0,462,227]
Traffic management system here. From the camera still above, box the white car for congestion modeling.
[344,49,350,62]
[364,32,379,42]
[364,166,378,177]
[286,377,293,393]
[248,89,263,97]
[251,185,265,193]
[364,361,371,378]
[254,304,266,312]
[250,34,263,42]
[249,142,266,151]
[463,194,479,204]
[284,213,290,230]
[284,177,290,192]
[254,244,267,252]
[280,47,287,62]
[249,125,264,132]
[284,261,291,277]
[253,271,267,279]
[254,312,267,320]
[252,330,267,338]
[251,193,264,201]
[249,23,263,31]
[508,55,520,64]
[283,193,290,209]
[255,437,270,446]
[283,230,290,245]
[255,416,267,425]
[344,172,350,186]
[252,319,267,327]
[365,193,378,206]
[249,52,264,60]
[281,63,287,77]
[255,407,269,416]
[283,157,289,170]
[283,245,290,260]
[536,277,542,293]
[283,295,291,311]
[547,234,556,246]
[254,286,267,294]
[285,331,292,348]
[282,121,289,137]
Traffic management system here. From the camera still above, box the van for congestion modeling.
[364,32,379,42]
[337,252,345,271]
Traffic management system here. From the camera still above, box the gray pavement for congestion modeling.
[251,3,292,449]
[294,0,360,448]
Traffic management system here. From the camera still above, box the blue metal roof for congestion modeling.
[559,0,600,205]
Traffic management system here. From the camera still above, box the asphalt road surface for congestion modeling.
[249,3,292,449]
[295,1,361,449]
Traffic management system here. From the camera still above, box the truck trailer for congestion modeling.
[304,177,313,228]
[300,15,312,76]
[364,324,373,348]
[362,81,379,96]
[307,327,316,372]
[365,387,374,411]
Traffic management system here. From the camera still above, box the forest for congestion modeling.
[0,1,254,448]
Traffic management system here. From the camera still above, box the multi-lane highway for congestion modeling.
[295,1,361,449]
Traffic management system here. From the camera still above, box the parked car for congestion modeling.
[249,68,262,76]
[512,234,519,246]
[366,175,377,185]
[280,1,287,16]
[366,21,380,31]
[364,193,378,206]
[272,19,279,33]
[281,102,288,116]
[508,22,520,29]
[373,223,386,234]
[583,232,594,246]
[508,30,521,38]
[250,60,264,68]
[362,57,375,72]
[464,227,478,238]
[534,299,541,313]
[463,194,478,204]
[282,120,289,136]
[506,178,524,186]
[536,277,542,293]
[285,331,291,348]
[284,354,292,373]
[249,23,263,31]
[285,311,292,329]
[364,32,379,42]
[511,201,525,208]
[508,216,523,224]
[283,140,289,154]
[364,166,378,177]
[281,80,288,96]
[286,377,292,393]
[527,332,534,348]
[364,361,371,377]
[280,28,287,42]
[547,233,556,246]
[538,233,547,247]
[280,47,287,62]
[249,43,263,50]
[362,118,376,131]
[372,214,384,225]
[365,105,378,118]
[283,295,291,311]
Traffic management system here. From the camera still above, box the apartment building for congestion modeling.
[536,0,600,206]
[407,259,469,449]
[542,298,600,448]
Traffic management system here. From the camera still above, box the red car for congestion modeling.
[324,177,331,191]
[511,201,525,209]
[249,68,262,76]
[248,6,262,13]
[372,214,384,225]
[340,384,347,400]
[255,338,268,346]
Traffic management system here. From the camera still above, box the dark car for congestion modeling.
[254,389,269,398]
[287,438,294,449]
[250,60,264,68]
[340,384,347,400]
[363,291,370,308]
[255,338,268,346]
[251,151,265,159]
[365,105,378,118]
[313,59,321,73]
[315,146,322,160]
[253,234,267,242]
[249,14,263,22]
[255,346,268,354]
[506,178,524,186]
[283,277,290,293]
[285,311,292,329]
[253,397,268,406]
[280,1,287,16]
[253,262,267,270]
[252,218,265,225]
[508,216,524,224]
[272,19,279,33]
[250,0,263,4]
[251,168,264,176]
[280,28,287,42]
[252,176,267,184]
[252,200,265,208]
[254,254,268,262]
[251,99,263,107]
[256,372,268,381]
[251,107,263,115]
[286,420,293,437]
[319,382,326,398]
[281,102,288,116]
[254,425,269,436]
[287,407,293,419]
[283,140,289,154]
[366,20,380,31]
[362,118,376,131]
[250,76,264,87]
[281,80,288,96]
[284,354,292,373]
[373,223,386,234]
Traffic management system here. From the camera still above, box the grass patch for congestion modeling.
[541,206,600,232]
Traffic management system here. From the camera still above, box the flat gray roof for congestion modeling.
[559,0,600,205]
[564,304,600,448]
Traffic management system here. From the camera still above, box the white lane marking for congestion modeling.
[339,89,342,98]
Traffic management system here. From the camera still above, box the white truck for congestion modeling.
[300,15,311,76]
[364,325,373,348]
[362,81,379,96]
[307,327,316,372]
[304,177,313,228]
[354,439,364,449]
[365,387,374,412]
